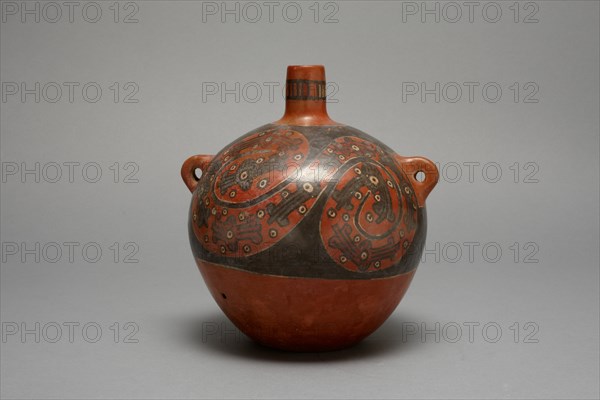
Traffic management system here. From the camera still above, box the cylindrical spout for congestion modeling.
[275,65,338,126]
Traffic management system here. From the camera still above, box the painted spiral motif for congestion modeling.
[191,126,418,273]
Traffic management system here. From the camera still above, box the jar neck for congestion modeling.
[275,65,338,126]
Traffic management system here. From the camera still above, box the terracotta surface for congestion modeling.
[181,65,438,351]
[197,259,416,352]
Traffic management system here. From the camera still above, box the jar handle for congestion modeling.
[395,156,439,208]
[181,154,214,193]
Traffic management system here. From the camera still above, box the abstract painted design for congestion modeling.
[189,124,422,278]
[318,137,418,272]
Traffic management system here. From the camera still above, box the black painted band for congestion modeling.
[286,79,327,100]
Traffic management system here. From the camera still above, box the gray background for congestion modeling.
[1,1,598,399]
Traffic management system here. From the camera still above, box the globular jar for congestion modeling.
[181,65,439,351]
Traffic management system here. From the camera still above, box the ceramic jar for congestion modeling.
[181,65,439,351]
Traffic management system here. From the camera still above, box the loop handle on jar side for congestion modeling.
[181,154,214,193]
[395,156,439,208]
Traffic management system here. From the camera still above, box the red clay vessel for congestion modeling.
[181,65,439,351]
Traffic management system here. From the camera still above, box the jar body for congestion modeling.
[185,123,435,351]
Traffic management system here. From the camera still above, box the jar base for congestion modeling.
[196,260,416,352]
